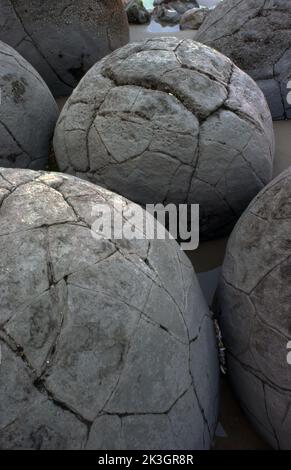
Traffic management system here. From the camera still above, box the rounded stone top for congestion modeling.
[196,0,291,120]
[0,40,58,170]
[54,37,275,240]
[219,166,291,449]
[0,168,219,450]
[0,0,129,96]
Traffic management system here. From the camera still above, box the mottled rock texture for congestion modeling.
[125,0,151,24]
[180,7,210,30]
[153,0,199,25]
[218,167,291,449]
[196,0,291,120]
[0,0,129,97]
[54,38,275,240]
[0,41,58,170]
[0,169,219,450]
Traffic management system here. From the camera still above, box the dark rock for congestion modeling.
[125,0,151,24]
[196,0,291,120]
[0,40,58,170]
[0,0,129,97]
[219,166,291,449]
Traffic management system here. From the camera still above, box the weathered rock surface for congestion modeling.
[54,38,275,240]
[196,0,291,120]
[0,41,58,170]
[0,0,129,97]
[0,168,219,450]
[218,166,291,449]
[125,0,151,24]
[153,0,199,25]
[180,7,210,30]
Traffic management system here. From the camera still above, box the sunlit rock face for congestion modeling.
[54,38,274,240]
[0,0,129,96]
[0,41,58,170]
[218,166,291,449]
[196,0,291,120]
[0,169,219,450]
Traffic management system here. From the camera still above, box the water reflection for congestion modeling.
[148,20,180,32]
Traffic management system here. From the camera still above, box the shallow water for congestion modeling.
[143,0,222,9]
[141,0,223,34]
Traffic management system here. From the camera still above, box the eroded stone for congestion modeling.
[0,168,219,450]
[219,167,291,449]
[54,38,274,240]
[196,0,291,120]
[0,41,58,169]
[0,0,129,96]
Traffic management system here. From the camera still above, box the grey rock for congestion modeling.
[0,0,129,97]
[180,7,210,30]
[0,41,58,170]
[125,0,151,24]
[196,0,291,120]
[0,168,219,450]
[218,166,291,449]
[54,38,275,240]
[153,1,199,25]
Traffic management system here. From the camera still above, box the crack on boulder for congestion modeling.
[228,351,291,395]
[0,119,32,162]
[263,383,280,450]
[101,387,190,419]
[10,1,73,89]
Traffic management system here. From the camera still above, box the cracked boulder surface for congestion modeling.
[0,0,129,97]
[218,166,291,449]
[196,0,291,120]
[0,168,219,450]
[54,37,275,241]
[0,41,58,170]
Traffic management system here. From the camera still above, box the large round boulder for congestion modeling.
[54,37,275,240]
[196,0,291,120]
[218,167,291,449]
[0,168,219,450]
[0,41,58,170]
[0,0,129,96]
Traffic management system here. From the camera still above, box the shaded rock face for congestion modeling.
[153,0,199,25]
[0,168,219,450]
[180,7,210,30]
[196,0,291,120]
[218,167,291,449]
[0,41,58,170]
[125,0,151,24]
[54,38,275,240]
[0,0,129,97]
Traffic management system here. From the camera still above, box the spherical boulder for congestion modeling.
[0,0,129,96]
[196,0,291,120]
[54,37,275,240]
[218,167,291,449]
[0,41,58,170]
[0,168,219,450]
